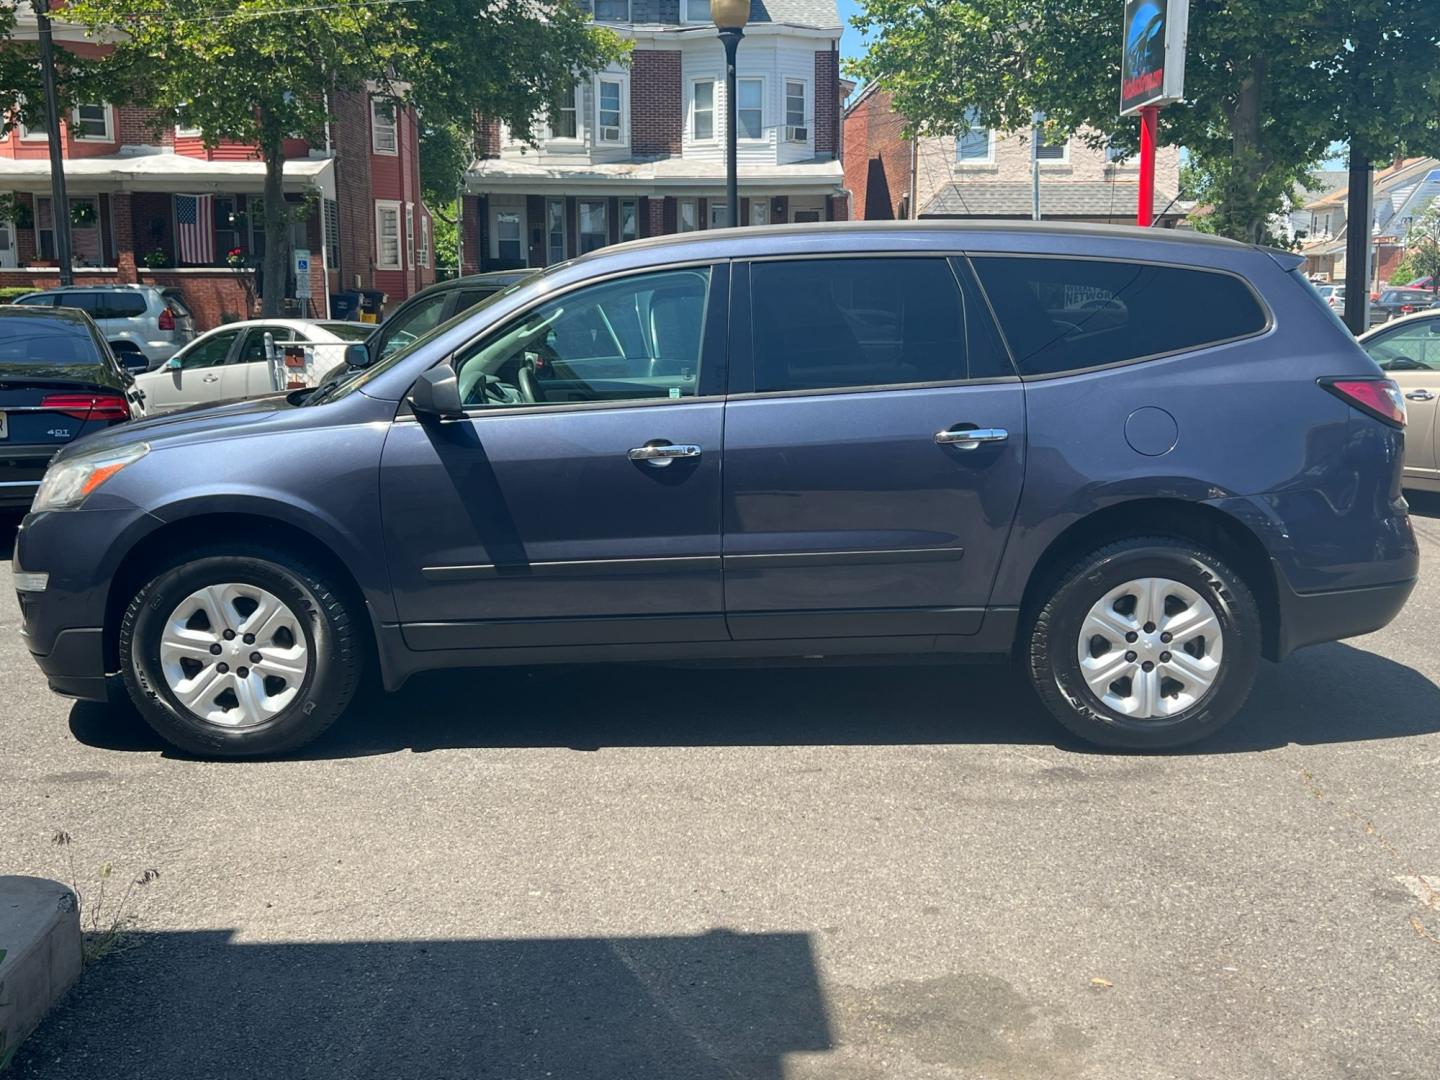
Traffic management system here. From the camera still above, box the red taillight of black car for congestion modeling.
[40,392,131,423]
[1319,377,1407,428]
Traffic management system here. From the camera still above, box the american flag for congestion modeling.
[175,194,214,265]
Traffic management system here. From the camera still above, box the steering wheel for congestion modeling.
[516,362,542,403]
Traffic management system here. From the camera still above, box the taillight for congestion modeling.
[157,307,176,331]
[40,392,131,422]
[1401,304,1416,314]
[1320,377,1406,428]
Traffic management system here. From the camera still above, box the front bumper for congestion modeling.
[26,625,110,702]
[1274,572,1417,658]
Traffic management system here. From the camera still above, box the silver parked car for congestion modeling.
[12,284,196,371]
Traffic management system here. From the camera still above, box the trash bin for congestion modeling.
[330,291,362,321]
[358,289,386,325]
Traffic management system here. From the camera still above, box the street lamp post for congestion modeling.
[713,0,749,229]
[34,0,73,286]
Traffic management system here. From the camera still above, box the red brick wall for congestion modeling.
[842,87,911,220]
[828,195,849,221]
[814,49,840,158]
[632,50,682,159]
[116,106,171,147]
[476,118,501,158]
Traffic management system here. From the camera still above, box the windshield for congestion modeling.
[0,314,102,365]
[304,276,532,406]
[318,322,374,341]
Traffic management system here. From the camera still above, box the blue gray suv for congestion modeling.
[13,223,1419,757]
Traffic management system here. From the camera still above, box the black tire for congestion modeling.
[1025,537,1262,750]
[119,546,363,758]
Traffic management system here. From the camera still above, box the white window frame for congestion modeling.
[494,208,524,262]
[735,76,765,143]
[595,74,629,146]
[404,202,415,268]
[955,107,993,164]
[547,85,582,144]
[592,0,630,22]
[374,200,402,269]
[682,0,711,23]
[71,103,114,142]
[783,79,808,143]
[689,78,717,143]
[708,203,730,229]
[370,96,398,156]
[418,214,430,268]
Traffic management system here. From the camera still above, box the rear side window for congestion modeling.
[749,258,970,392]
[0,316,101,365]
[973,256,1269,377]
[91,292,148,319]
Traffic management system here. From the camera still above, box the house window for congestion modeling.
[750,199,769,226]
[956,107,992,162]
[793,208,822,223]
[620,199,638,242]
[418,215,430,268]
[691,80,715,141]
[737,78,763,140]
[678,199,698,232]
[784,81,807,141]
[547,198,566,264]
[496,211,523,262]
[1033,115,1068,161]
[375,201,401,268]
[593,0,629,21]
[35,197,101,264]
[405,203,415,268]
[323,198,340,269]
[550,87,579,140]
[683,0,711,21]
[1105,141,1128,164]
[213,196,242,257]
[597,77,626,144]
[72,103,113,141]
[708,203,729,229]
[579,200,607,254]
[371,97,398,155]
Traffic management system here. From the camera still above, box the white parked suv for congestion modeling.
[133,318,372,412]
[13,284,196,371]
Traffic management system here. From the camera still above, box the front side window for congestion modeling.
[178,329,241,369]
[453,267,710,409]
[785,81,807,141]
[597,79,625,143]
[1364,321,1440,371]
[90,292,147,320]
[375,203,401,268]
[737,78,763,140]
[593,0,629,20]
[750,258,969,392]
[371,97,398,155]
[692,80,715,141]
[72,103,112,140]
[956,107,992,162]
[973,256,1269,377]
[237,326,297,363]
[495,211,522,262]
[579,200,607,254]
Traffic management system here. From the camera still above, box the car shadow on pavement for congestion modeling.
[1407,490,1440,518]
[69,640,1440,759]
[5,928,831,1080]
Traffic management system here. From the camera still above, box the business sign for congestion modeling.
[1120,0,1189,115]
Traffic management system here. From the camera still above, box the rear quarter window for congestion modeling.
[972,256,1269,377]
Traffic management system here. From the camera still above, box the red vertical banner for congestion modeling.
[1137,105,1159,226]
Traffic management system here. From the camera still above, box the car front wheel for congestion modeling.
[119,547,363,757]
[1026,537,1262,750]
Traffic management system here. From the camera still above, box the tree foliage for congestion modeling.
[1394,202,1440,290]
[849,0,1440,243]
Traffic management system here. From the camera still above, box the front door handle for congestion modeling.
[202,373,220,383]
[935,427,1009,449]
[1405,389,1435,401]
[627,442,702,468]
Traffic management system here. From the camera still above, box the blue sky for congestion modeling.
[837,0,867,65]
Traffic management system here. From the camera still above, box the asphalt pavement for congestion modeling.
[3,497,1439,1079]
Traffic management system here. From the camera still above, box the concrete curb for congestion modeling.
[0,876,82,1071]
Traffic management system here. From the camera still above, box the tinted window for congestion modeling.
[450,289,496,315]
[92,292,148,319]
[0,315,101,365]
[750,258,969,392]
[453,267,709,408]
[378,291,451,359]
[973,256,1268,377]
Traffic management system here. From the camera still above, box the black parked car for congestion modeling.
[0,306,145,507]
[1369,287,1437,327]
[367,271,533,363]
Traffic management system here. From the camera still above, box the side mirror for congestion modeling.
[408,365,465,420]
[344,342,373,369]
[166,356,182,371]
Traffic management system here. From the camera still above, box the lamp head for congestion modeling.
[712,0,750,30]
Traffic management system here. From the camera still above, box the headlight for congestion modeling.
[32,443,149,513]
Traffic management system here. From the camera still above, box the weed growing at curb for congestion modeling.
[51,831,161,964]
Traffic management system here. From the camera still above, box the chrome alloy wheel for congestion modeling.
[156,583,310,728]
[1075,577,1224,719]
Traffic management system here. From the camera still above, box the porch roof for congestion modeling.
[0,151,334,196]
[465,156,844,197]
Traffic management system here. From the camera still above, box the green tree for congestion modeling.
[1395,202,1440,292]
[66,0,623,314]
[849,0,1440,244]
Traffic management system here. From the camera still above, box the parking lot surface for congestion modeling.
[4,498,1439,1079]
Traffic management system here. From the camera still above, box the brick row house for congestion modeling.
[462,0,846,273]
[844,83,1185,227]
[0,14,433,328]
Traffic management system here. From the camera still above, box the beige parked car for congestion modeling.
[1359,309,1440,491]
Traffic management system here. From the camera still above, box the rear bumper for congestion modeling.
[25,625,111,702]
[1275,573,1417,658]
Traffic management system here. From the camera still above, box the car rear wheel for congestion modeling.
[119,548,363,757]
[1025,537,1262,750]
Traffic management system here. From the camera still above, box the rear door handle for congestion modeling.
[628,442,702,467]
[935,427,1009,449]
[1405,390,1435,401]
